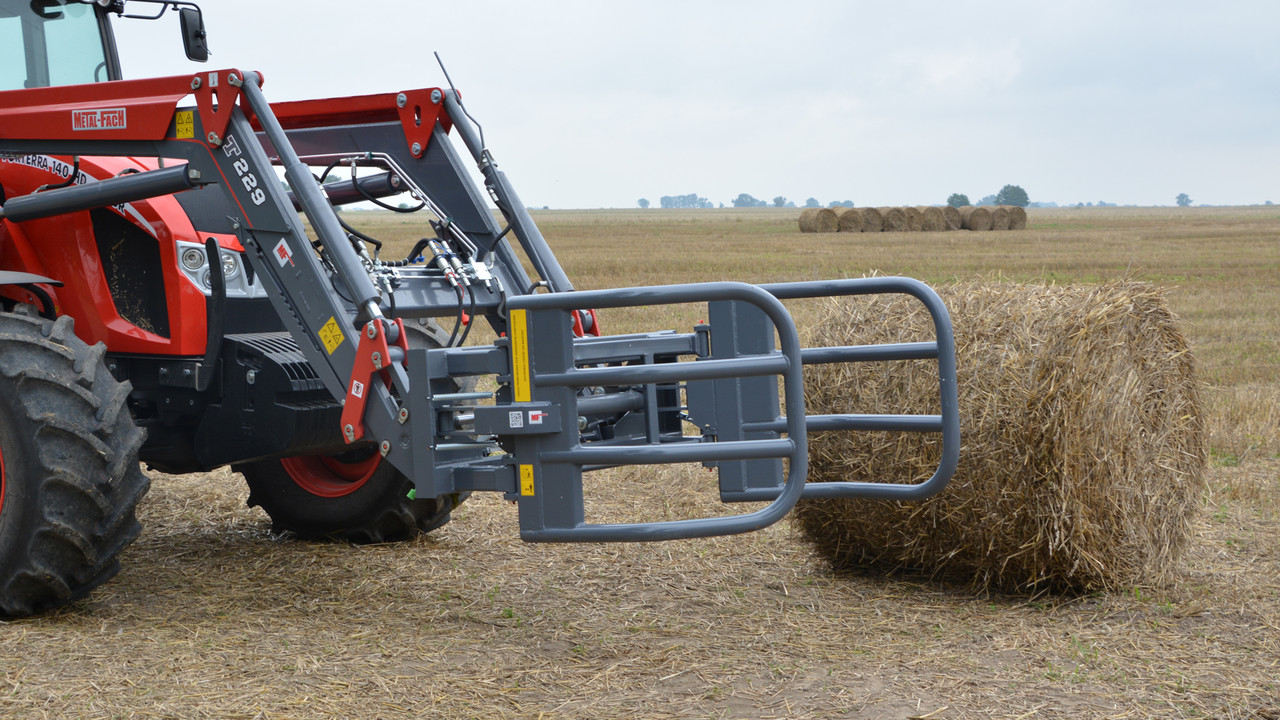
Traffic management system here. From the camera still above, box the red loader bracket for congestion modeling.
[191,69,248,148]
[339,318,409,446]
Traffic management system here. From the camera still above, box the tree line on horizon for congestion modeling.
[641,194,855,209]
[633,186,1257,210]
[640,185,1030,210]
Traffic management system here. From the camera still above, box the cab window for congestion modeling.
[0,1,110,91]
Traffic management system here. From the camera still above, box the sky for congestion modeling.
[112,1,1280,209]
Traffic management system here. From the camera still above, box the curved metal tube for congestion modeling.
[510,281,809,541]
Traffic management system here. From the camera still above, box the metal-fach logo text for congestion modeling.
[72,108,127,131]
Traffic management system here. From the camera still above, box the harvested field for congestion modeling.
[4,206,1278,719]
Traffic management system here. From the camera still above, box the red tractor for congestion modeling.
[0,0,959,616]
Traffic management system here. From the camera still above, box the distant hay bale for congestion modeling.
[858,207,883,233]
[877,207,908,232]
[1006,205,1028,230]
[799,207,838,233]
[959,206,991,231]
[942,205,963,231]
[902,207,923,232]
[990,206,1011,230]
[835,207,864,233]
[796,281,1206,594]
[916,206,947,232]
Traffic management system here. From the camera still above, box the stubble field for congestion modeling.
[2,206,1278,719]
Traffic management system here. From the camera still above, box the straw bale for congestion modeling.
[990,205,1011,230]
[796,281,1206,594]
[942,205,963,231]
[1006,205,1028,230]
[916,206,947,232]
[877,207,908,232]
[902,206,924,232]
[959,206,992,231]
[857,207,883,233]
[799,207,838,233]
[835,207,864,232]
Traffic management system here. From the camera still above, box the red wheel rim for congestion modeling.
[280,453,379,498]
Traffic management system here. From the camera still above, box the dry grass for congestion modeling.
[2,206,1278,718]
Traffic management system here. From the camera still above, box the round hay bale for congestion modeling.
[902,206,923,232]
[1006,205,1028,230]
[796,281,1206,594]
[989,205,1011,231]
[834,207,864,232]
[959,206,991,231]
[799,207,838,233]
[942,205,963,231]
[916,206,947,232]
[857,207,883,233]
[877,207,907,232]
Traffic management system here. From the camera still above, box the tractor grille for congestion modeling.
[93,209,170,338]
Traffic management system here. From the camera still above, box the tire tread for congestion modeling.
[0,314,148,617]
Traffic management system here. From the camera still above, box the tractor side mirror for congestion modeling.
[29,1,64,20]
[179,7,208,62]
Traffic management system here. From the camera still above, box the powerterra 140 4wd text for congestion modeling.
[0,0,958,616]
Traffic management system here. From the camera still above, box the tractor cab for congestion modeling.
[0,0,206,92]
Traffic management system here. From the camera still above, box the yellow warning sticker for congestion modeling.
[175,110,194,139]
[520,464,535,496]
[509,308,531,402]
[319,316,345,355]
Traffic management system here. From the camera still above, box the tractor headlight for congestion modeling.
[181,247,206,271]
[220,251,240,280]
[176,239,265,300]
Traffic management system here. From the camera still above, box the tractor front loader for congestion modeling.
[0,0,958,616]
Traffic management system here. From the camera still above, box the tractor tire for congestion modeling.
[237,450,462,543]
[236,318,470,543]
[0,313,149,617]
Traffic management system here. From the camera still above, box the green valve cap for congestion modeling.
[406,488,417,500]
